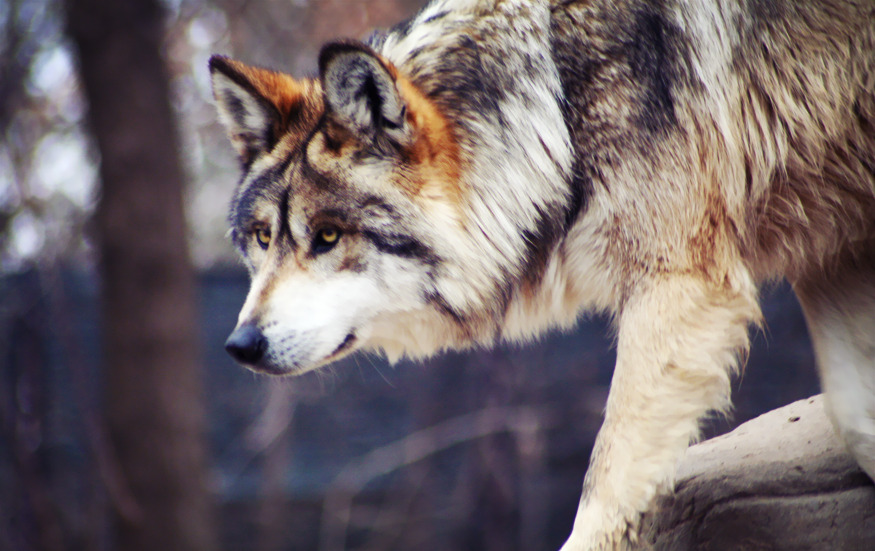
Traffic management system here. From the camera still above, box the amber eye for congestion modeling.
[254,227,271,250]
[313,227,341,254]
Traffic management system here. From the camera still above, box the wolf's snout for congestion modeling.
[225,324,266,365]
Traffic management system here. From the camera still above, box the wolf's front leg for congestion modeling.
[561,273,760,551]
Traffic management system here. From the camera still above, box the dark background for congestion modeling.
[1,267,819,551]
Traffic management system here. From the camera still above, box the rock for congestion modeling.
[641,395,875,550]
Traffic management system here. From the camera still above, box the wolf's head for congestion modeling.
[210,42,470,375]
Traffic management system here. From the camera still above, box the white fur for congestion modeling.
[239,254,433,374]
[796,257,875,481]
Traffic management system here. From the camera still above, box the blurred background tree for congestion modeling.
[64,1,214,551]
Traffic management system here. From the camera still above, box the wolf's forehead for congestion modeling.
[233,154,380,225]
[234,161,311,216]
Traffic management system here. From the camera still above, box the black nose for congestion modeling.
[225,324,267,365]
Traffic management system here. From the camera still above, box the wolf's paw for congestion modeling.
[559,531,635,551]
[559,528,636,551]
[559,502,639,551]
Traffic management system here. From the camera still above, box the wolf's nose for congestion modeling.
[225,324,266,364]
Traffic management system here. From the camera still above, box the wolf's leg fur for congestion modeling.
[561,272,759,551]
[795,243,875,480]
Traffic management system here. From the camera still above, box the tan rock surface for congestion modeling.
[642,396,875,550]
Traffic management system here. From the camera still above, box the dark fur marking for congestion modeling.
[852,101,875,178]
[424,35,507,130]
[229,156,295,251]
[503,131,583,288]
[423,10,450,25]
[550,12,598,223]
[362,230,436,264]
[337,55,387,131]
[273,149,295,177]
[331,333,355,356]
[230,178,266,234]
[226,94,248,128]
[746,0,786,22]
[389,15,415,39]
[379,4,449,48]
[564,169,590,230]
[626,9,679,135]
[519,202,567,288]
[407,46,427,61]
[425,291,466,326]
[356,71,393,131]
[276,187,297,251]
[366,29,388,51]
[315,208,351,225]
[359,196,401,220]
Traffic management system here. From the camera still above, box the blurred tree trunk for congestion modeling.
[64,1,216,551]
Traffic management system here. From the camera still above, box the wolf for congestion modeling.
[209,0,875,548]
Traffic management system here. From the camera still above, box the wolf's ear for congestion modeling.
[318,42,410,144]
[209,55,301,166]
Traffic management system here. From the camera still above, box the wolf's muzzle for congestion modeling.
[225,324,267,365]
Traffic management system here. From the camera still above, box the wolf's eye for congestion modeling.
[313,227,341,254]
[254,227,271,250]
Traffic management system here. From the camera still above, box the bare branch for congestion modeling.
[319,405,552,551]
